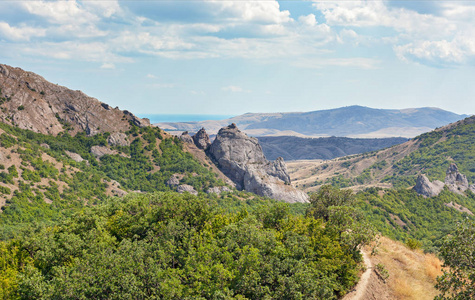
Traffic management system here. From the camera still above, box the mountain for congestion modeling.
[156,106,468,138]
[257,136,408,161]
[289,115,475,192]
[0,64,150,136]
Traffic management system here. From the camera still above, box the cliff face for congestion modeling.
[0,64,149,136]
[208,123,308,203]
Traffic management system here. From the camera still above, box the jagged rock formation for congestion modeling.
[192,128,211,150]
[107,132,130,147]
[444,163,469,194]
[0,64,149,136]
[413,174,444,198]
[208,123,308,203]
[179,131,194,144]
[414,163,473,197]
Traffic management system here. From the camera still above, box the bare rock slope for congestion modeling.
[0,64,149,136]
[208,123,308,203]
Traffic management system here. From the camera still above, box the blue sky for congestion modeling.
[0,0,474,116]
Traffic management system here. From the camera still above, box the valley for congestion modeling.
[0,64,474,299]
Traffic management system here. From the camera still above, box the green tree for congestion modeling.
[306,185,355,221]
[435,220,475,300]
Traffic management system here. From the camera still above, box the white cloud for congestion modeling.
[211,1,291,24]
[313,0,455,37]
[222,85,250,93]
[0,22,46,41]
[21,1,99,25]
[299,14,317,27]
[395,37,475,65]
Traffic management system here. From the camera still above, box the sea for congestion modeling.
[138,114,234,124]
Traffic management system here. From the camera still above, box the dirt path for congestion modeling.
[342,251,372,300]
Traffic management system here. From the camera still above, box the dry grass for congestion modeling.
[369,236,443,300]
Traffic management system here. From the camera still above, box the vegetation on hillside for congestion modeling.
[435,220,475,300]
[0,122,223,239]
[0,191,373,299]
[355,188,475,252]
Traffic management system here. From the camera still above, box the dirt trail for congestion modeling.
[342,251,372,300]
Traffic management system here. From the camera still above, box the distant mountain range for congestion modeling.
[258,136,408,161]
[156,106,468,138]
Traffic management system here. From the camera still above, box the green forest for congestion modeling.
[0,190,373,299]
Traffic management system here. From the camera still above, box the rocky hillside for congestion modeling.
[258,136,408,161]
[0,64,149,136]
[156,105,467,138]
[289,115,475,193]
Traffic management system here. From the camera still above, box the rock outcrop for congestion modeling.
[0,64,149,136]
[177,184,198,195]
[414,163,473,197]
[90,146,118,158]
[65,150,85,163]
[206,186,231,195]
[192,128,211,150]
[413,174,444,197]
[208,123,308,203]
[179,131,194,144]
[444,163,469,194]
[166,174,183,187]
[107,132,130,147]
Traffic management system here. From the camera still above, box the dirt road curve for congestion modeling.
[342,251,372,300]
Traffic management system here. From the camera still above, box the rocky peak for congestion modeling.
[192,128,211,150]
[445,163,469,194]
[0,64,149,136]
[208,124,308,203]
[179,131,194,144]
[413,174,444,198]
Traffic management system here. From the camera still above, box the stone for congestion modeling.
[107,132,130,147]
[65,150,84,163]
[192,128,211,150]
[90,145,117,158]
[208,124,308,203]
[445,163,469,194]
[206,186,231,195]
[470,184,475,194]
[179,131,194,144]
[413,174,444,198]
[177,184,198,195]
[40,143,50,149]
[167,175,180,187]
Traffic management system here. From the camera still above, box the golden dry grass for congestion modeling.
[369,236,443,300]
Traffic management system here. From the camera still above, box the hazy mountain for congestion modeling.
[156,106,468,138]
[258,136,408,161]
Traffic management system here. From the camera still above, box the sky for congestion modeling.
[0,0,474,116]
